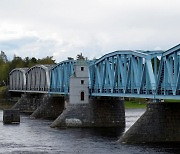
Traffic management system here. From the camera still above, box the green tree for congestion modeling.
[24,57,30,67]
[0,51,8,63]
[0,63,10,85]
[0,52,56,86]
[9,56,24,70]
[76,53,85,60]
[67,57,74,60]
[27,57,38,67]
[38,56,55,65]
[0,51,9,85]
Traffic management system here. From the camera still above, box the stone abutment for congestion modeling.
[119,102,180,143]
[50,97,125,129]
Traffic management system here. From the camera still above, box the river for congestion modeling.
[0,109,179,153]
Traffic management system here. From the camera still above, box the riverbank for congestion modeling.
[124,98,146,109]
[124,99,180,109]
[125,101,146,109]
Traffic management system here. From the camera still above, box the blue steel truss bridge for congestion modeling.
[9,44,180,100]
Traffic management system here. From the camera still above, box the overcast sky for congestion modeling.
[0,0,180,62]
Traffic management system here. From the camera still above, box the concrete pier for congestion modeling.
[51,61,125,128]
[11,93,46,113]
[3,109,20,124]
[119,102,180,143]
[91,97,125,127]
[30,96,65,119]
[50,103,93,127]
[50,97,125,128]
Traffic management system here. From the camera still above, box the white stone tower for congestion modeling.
[69,60,89,104]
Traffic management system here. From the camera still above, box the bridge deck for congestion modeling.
[91,93,180,100]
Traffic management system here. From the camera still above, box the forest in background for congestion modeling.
[0,51,55,86]
[0,51,86,87]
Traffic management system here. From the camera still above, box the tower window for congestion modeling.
[81,67,84,71]
[81,80,84,84]
[81,91,84,101]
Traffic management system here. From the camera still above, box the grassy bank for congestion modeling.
[124,98,180,109]
[164,99,180,102]
[124,98,146,109]
[125,101,146,109]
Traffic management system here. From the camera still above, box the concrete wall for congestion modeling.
[30,96,65,119]
[91,97,125,127]
[69,77,89,104]
[11,93,65,119]
[69,62,89,104]
[51,103,93,127]
[11,93,46,113]
[3,109,20,124]
[51,96,125,128]
[119,102,180,143]
[74,63,89,78]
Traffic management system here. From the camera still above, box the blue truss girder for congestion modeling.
[90,48,180,100]
[156,44,180,96]
[89,51,157,95]
[49,60,75,94]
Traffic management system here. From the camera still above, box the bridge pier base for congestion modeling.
[11,93,44,113]
[91,97,125,127]
[50,103,93,127]
[50,97,125,128]
[30,96,65,119]
[119,102,180,143]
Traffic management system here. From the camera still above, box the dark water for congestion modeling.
[0,109,179,154]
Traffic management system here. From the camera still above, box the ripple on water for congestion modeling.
[0,109,179,154]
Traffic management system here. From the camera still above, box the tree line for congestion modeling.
[0,51,87,87]
[0,51,55,86]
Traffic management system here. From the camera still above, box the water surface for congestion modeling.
[0,109,179,153]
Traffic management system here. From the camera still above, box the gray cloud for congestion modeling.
[0,0,180,62]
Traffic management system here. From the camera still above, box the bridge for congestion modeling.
[9,44,180,100]
[8,44,180,143]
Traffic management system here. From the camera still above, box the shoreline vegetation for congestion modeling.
[125,100,146,109]
[0,86,14,109]
[0,101,14,110]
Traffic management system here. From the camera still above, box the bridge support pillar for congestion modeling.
[50,97,125,128]
[119,102,180,143]
[30,96,65,119]
[51,61,125,128]
[91,97,125,128]
[11,93,44,113]
[50,102,93,128]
